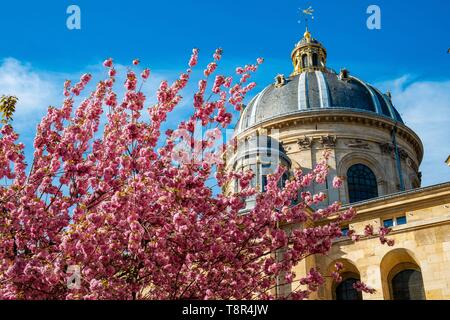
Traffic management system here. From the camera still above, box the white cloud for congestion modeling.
[0,58,177,130]
[377,76,450,187]
[0,58,62,118]
[0,57,192,176]
[0,58,68,139]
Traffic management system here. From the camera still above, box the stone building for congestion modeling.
[226,28,450,300]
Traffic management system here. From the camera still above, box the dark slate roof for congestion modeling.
[236,70,404,133]
[297,38,321,46]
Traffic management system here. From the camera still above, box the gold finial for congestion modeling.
[304,27,311,40]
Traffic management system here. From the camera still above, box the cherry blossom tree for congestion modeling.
[0,49,393,300]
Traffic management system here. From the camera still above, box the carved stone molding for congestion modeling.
[280,141,292,152]
[319,135,337,148]
[408,158,419,171]
[297,136,313,150]
[399,149,409,160]
[379,142,394,154]
[346,139,371,150]
[379,143,409,161]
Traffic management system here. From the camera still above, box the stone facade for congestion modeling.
[226,28,449,300]
[292,183,450,300]
[228,108,450,300]
[228,109,423,205]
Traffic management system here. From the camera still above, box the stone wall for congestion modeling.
[291,183,450,300]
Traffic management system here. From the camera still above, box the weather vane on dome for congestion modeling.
[298,6,314,29]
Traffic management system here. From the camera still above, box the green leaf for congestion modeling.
[0,95,18,123]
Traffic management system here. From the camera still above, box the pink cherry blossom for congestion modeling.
[0,49,391,300]
[63,80,71,97]
[204,62,217,77]
[189,48,199,67]
[335,262,344,271]
[103,58,113,68]
[213,48,223,61]
[80,73,92,84]
[109,68,117,77]
[353,281,376,294]
[141,68,150,80]
[364,224,374,236]
[332,176,343,188]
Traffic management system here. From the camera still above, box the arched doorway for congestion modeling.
[335,274,363,300]
[347,164,378,203]
[328,259,363,300]
[380,249,426,300]
[391,268,426,300]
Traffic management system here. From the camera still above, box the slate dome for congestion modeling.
[236,70,403,133]
[236,29,403,134]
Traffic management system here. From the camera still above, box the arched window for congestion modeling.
[277,171,289,189]
[347,164,378,203]
[391,269,426,300]
[335,277,363,300]
[312,53,319,67]
[302,54,308,68]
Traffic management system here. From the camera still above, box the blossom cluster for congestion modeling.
[0,49,393,300]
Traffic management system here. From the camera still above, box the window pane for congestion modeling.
[262,175,268,192]
[347,164,378,203]
[302,54,308,68]
[392,269,426,300]
[278,172,289,189]
[336,278,363,300]
[341,227,349,237]
[248,164,256,187]
[383,219,394,228]
[312,53,319,67]
[396,216,407,225]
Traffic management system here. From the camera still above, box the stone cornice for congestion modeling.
[269,183,450,232]
[331,182,450,223]
[235,109,424,164]
[333,214,450,246]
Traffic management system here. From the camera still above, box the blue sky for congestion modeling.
[0,0,449,186]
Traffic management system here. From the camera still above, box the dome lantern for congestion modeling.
[291,27,327,76]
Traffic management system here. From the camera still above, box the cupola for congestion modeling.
[291,27,327,76]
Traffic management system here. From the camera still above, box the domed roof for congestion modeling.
[236,28,404,134]
[236,69,404,134]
